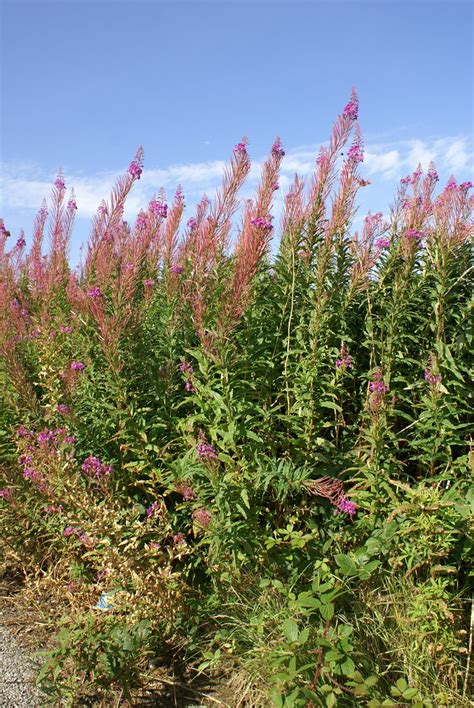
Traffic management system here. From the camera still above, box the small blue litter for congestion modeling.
[95,591,115,611]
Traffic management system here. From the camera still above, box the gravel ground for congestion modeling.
[0,623,43,707]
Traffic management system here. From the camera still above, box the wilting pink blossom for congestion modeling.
[0,488,14,502]
[67,199,77,210]
[192,508,211,528]
[60,325,72,334]
[57,403,71,415]
[172,532,186,546]
[187,217,198,230]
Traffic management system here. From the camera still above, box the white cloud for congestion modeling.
[364,149,401,180]
[1,134,472,226]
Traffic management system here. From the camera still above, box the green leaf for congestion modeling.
[282,618,299,643]
[335,554,358,575]
[320,603,335,621]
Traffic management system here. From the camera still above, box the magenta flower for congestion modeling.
[343,100,358,120]
[370,380,389,394]
[460,181,473,191]
[64,436,76,445]
[17,425,31,438]
[196,433,218,461]
[170,263,184,274]
[347,143,364,163]
[63,526,76,537]
[233,141,247,154]
[136,212,148,229]
[375,237,391,249]
[55,176,66,190]
[271,138,285,158]
[128,160,142,179]
[250,217,273,230]
[16,236,26,248]
[187,217,198,230]
[146,501,160,518]
[179,361,193,374]
[404,228,421,240]
[87,286,103,298]
[427,167,439,182]
[336,496,357,517]
[60,325,72,334]
[57,403,71,415]
[185,380,196,393]
[336,355,353,369]
[67,199,77,210]
[70,361,85,371]
[143,278,156,287]
[82,455,113,480]
[149,200,168,218]
[424,369,442,386]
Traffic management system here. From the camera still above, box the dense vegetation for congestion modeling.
[1,92,472,706]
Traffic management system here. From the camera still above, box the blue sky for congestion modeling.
[1,0,473,264]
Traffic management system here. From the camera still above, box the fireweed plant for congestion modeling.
[0,91,473,705]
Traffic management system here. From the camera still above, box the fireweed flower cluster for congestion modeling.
[70,361,86,371]
[375,236,391,249]
[336,497,357,517]
[87,286,103,298]
[146,501,160,518]
[404,228,422,240]
[150,200,168,218]
[128,160,142,179]
[143,278,155,287]
[81,455,113,480]
[196,432,218,461]
[63,526,94,547]
[179,360,195,392]
[175,481,195,500]
[335,343,353,369]
[250,216,273,230]
[369,367,389,411]
[233,141,248,154]
[271,138,285,158]
[170,263,184,274]
[424,356,442,386]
